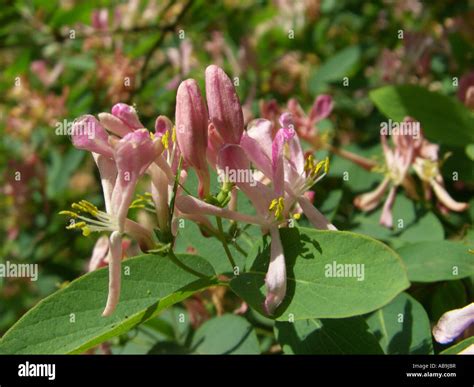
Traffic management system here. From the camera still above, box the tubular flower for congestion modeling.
[354,119,417,228]
[175,79,210,198]
[64,117,162,316]
[433,302,474,346]
[205,64,244,145]
[353,118,468,227]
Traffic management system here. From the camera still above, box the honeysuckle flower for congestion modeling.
[65,125,161,316]
[354,120,416,228]
[432,302,474,346]
[240,115,337,230]
[98,103,143,138]
[353,118,468,227]
[205,64,244,145]
[287,94,333,141]
[71,115,114,159]
[175,79,210,198]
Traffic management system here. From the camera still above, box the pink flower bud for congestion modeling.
[111,103,144,130]
[205,65,243,144]
[309,94,333,123]
[71,115,113,158]
[175,79,210,198]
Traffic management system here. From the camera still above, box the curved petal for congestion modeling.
[297,196,337,230]
[102,231,122,317]
[354,177,390,212]
[380,185,397,228]
[175,195,267,226]
[218,144,273,215]
[263,226,287,315]
[432,303,474,344]
[240,119,273,178]
[431,180,468,212]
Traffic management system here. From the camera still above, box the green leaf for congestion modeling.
[370,85,474,147]
[366,293,433,354]
[397,241,474,282]
[191,315,260,354]
[0,254,217,354]
[275,317,383,354]
[309,45,361,94]
[230,227,410,320]
[440,337,474,355]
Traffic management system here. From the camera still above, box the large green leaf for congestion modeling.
[275,317,383,354]
[190,314,260,354]
[230,227,410,320]
[366,293,433,354]
[0,254,217,354]
[397,241,474,282]
[370,85,474,147]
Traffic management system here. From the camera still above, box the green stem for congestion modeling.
[216,217,237,271]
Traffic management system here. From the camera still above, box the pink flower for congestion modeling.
[205,64,244,145]
[287,94,333,140]
[98,103,143,137]
[71,115,114,159]
[65,116,162,316]
[175,79,210,198]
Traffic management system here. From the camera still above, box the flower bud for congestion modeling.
[205,65,243,144]
[175,79,210,198]
[71,115,113,158]
[111,103,144,130]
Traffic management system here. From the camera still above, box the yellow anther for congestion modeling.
[293,213,301,220]
[66,221,86,230]
[269,197,285,220]
[161,130,170,149]
[150,131,156,140]
[171,126,176,143]
[82,226,91,237]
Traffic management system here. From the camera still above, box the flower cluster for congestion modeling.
[62,65,335,317]
[353,117,468,228]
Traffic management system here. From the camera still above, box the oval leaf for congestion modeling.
[366,292,433,354]
[230,227,410,320]
[397,241,474,282]
[0,254,217,354]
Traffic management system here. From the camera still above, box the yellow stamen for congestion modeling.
[171,126,176,143]
[293,213,301,220]
[66,221,86,230]
[269,197,285,220]
[161,130,170,149]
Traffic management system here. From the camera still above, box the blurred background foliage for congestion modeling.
[0,0,473,353]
